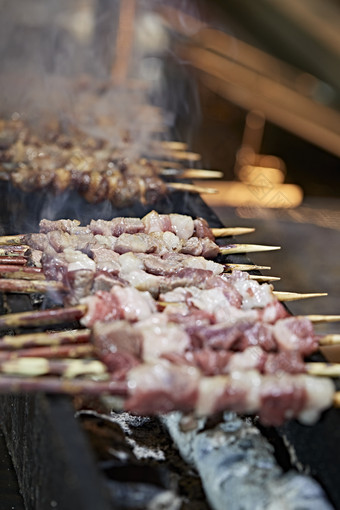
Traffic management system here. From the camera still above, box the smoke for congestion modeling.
[0,0,207,149]
[0,2,158,148]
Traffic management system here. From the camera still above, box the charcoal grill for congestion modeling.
[0,187,339,510]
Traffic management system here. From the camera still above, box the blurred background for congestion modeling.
[0,0,340,342]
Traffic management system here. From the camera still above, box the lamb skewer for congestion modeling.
[0,270,280,285]
[0,265,44,281]
[0,329,91,350]
[0,270,334,331]
[0,279,66,294]
[0,256,28,265]
[0,344,95,361]
[0,246,30,257]
[0,364,335,427]
[1,326,337,359]
[0,374,128,397]
[0,211,255,244]
[0,344,339,378]
[273,291,328,301]
[0,302,336,332]
[0,305,87,329]
[0,356,106,377]
[164,169,223,179]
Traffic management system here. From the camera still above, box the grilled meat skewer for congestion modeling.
[0,366,334,427]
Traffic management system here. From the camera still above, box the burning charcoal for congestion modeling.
[163,412,333,510]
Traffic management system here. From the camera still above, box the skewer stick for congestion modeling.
[333,392,340,408]
[0,304,87,329]
[306,362,340,378]
[167,183,218,194]
[0,374,128,397]
[274,292,328,302]
[0,234,26,246]
[152,150,201,162]
[0,279,65,294]
[160,168,222,178]
[154,141,188,151]
[174,169,223,179]
[0,270,45,281]
[0,329,91,350]
[319,334,340,346]
[0,344,94,360]
[224,264,271,271]
[248,275,280,282]
[149,159,183,169]
[0,265,42,275]
[0,372,338,415]
[0,357,107,378]
[220,244,280,255]
[304,315,340,323]
[0,249,29,257]
[212,227,255,237]
[0,256,27,265]
[0,245,30,256]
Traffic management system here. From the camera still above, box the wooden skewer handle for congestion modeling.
[0,304,87,329]
[319,334,340,345]
[305,315,340,323]
[212,227,255,237]
[333,392,340,408]
[167,182,218,194]
[0,357,106,378]
[0,265,43,274]
[0,344,94,360]
[0,235,27,246]
[273,292,328,302]
[220,244,280,255]
[0,256,27,265]
[0,375,128,397]
[306,362,340,377]
[0,329,91,350]
[0,279,65,294]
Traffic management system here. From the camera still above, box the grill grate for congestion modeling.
[0,188,339,509]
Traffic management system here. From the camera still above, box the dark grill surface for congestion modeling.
[0,186,339,509]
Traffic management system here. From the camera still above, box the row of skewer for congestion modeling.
[0,211,339,423]
[0,117,224,207]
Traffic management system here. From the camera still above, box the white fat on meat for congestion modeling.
[125,271,161,295]
[150,232,182,254]
[160,287,190,303]
[181,255,223,275]
[228,346,264,372]
[195,376,230,416]
[186,287,257,324]
[169,213,194,240]
[195,370,261,416]
[111,286,156,321]
[94,235,117,250]
[231,369,262,413]
[273,318,312,352]
[63,248,96,272]
[118,252,145,272]
[118,253,161,294]
[142,210,167,234]
[231,273,274,310]
[141,211,196,240]
[135,315,191,361]
[161,286,258,323]
[297,376,335,425]
[91,247,120,273]
[126,360,201,414]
